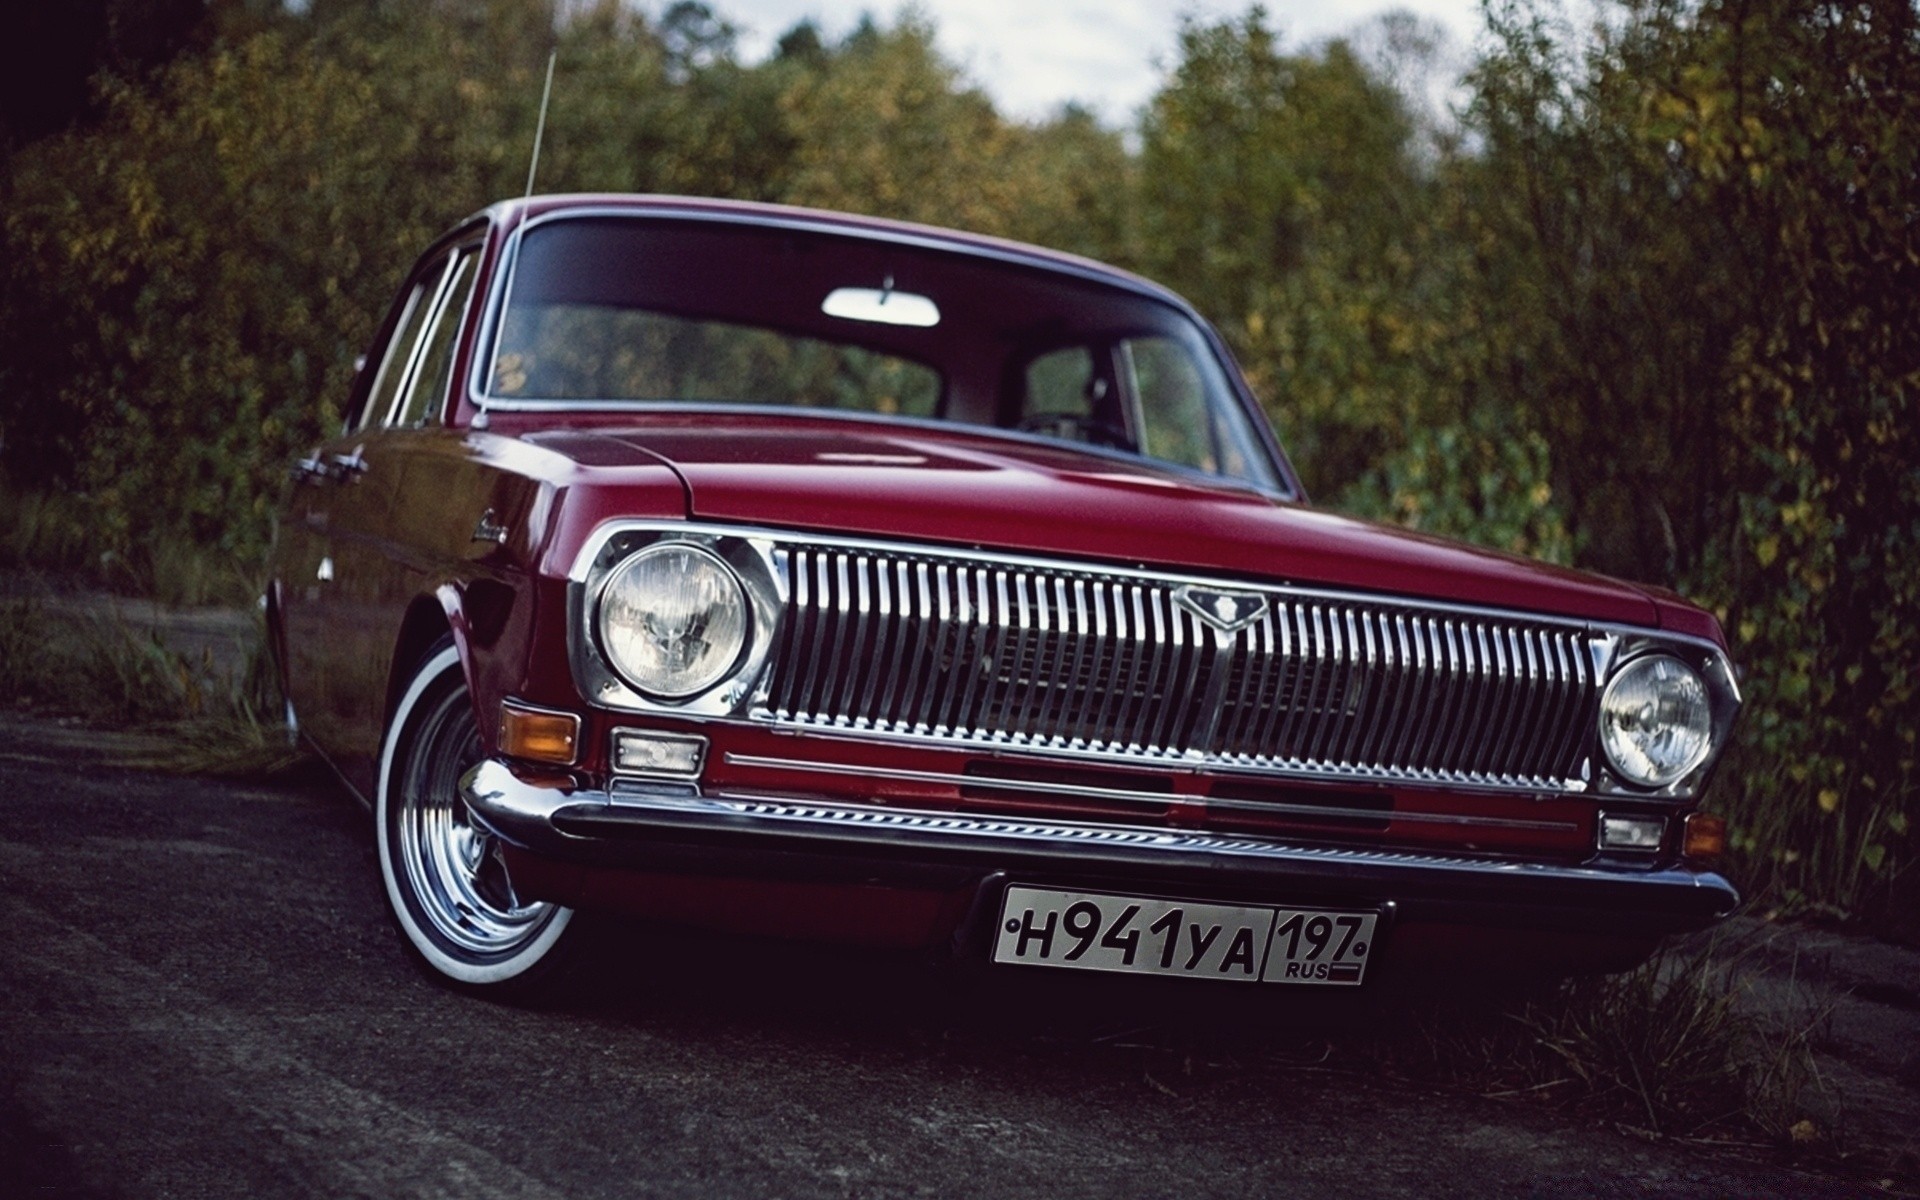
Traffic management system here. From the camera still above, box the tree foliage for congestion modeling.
[1452,0,1919,913]
[0,0,1129,577]
[0,0,1913,914]
[1135,11,1571,560]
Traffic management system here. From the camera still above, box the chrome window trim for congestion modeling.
[394,244,483,429]
[357,260,447,433]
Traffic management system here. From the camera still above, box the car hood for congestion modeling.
[524,417,1660,626]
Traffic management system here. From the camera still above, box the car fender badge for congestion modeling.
[472,508,510,545]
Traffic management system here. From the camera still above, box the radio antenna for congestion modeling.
[524,48,557,198]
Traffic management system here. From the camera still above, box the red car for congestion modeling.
[269,194,1741,998]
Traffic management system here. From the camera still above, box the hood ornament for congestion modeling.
[1173,585,1268,634]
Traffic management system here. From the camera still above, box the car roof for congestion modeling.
[465,193,1191,313]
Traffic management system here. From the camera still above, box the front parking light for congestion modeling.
[611,729,707,779]
[498,701,580,766]
[1683,813,1728,862]
[1599,813,1665,852]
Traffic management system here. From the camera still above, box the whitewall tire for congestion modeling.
[376,640,580,996]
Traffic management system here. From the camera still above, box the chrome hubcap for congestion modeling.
[396,686,555,957]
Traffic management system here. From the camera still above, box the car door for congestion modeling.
[279,243,483,795]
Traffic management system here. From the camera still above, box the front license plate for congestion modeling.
[992,886,1378,986]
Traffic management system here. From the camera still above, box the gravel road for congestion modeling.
[0,714,1895,1199]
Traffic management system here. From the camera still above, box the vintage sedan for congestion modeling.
[269,194,1741,998]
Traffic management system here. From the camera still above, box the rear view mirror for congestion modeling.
[821,286,940,328]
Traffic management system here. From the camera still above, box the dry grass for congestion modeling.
[1,486,257,607]
[0,592,305,780]
[1371,942,1832,1145]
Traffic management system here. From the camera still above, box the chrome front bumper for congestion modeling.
[461,759,1739,937]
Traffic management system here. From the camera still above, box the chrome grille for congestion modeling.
[760,545,1599,791]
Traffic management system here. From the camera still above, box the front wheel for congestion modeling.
[376,640,581,997]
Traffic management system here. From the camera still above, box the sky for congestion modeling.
[712,0,1487,125]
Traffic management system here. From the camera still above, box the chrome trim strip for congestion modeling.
[721,752,1580,832]
[522,778,1716,894]
[460,760,1741,930]
[697,792,1421,853]
[738,724,1588,798]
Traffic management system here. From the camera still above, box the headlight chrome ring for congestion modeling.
[1598,654,1714,789]
[596,542,749,700]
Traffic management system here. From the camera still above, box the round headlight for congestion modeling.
[1598,654,1713,788]
[597,543,748,700]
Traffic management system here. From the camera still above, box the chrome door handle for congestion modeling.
[328,447,369,478]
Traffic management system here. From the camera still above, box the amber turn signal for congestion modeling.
[498,702,581,766]
[1682,812,1727,862]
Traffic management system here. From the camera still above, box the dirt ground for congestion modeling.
[1,706,1917,1197]
[1721,914,1920,1180]
[3,583,1918,1195]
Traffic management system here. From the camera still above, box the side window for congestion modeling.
[357,259,450,432]
[1126,336,1277,487]
[1129,338,1213,470]
[396,248,481,428]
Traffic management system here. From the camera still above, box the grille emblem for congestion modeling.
[1173,586,1268,634]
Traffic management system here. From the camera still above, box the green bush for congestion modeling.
[1,0,1913,918]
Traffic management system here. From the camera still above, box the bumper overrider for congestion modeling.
[462,758,1738,945]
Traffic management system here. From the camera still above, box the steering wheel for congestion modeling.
[1016,412,1135,451]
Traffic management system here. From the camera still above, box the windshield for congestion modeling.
[486,215,1282,490]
